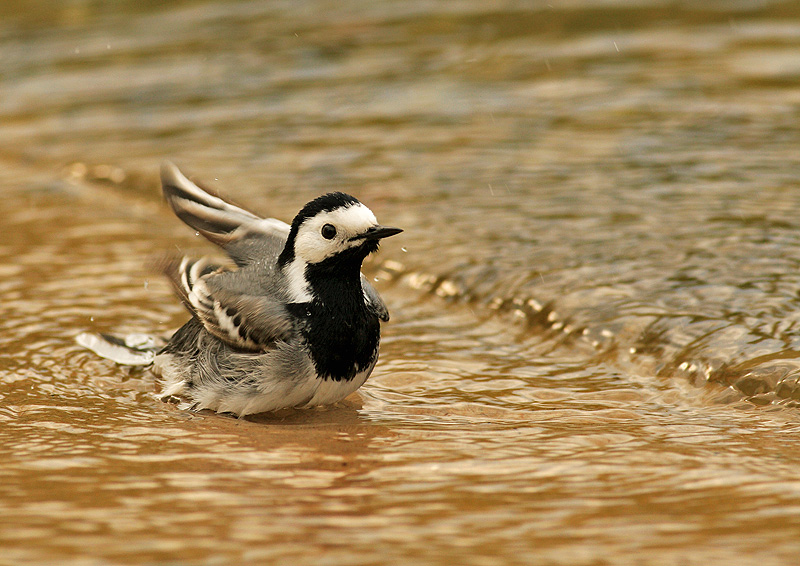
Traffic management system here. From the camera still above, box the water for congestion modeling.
[2,1,800,564]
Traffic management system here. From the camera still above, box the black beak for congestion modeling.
[355,225,403,241]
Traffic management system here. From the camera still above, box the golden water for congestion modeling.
[2,1,800,564]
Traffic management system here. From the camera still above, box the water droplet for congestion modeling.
[195,231,200,236]
[144,280,149,289]
[90,317,94,322]
[401,247,407,253]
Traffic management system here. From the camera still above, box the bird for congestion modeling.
[78,162,402,417]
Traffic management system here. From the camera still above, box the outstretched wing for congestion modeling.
[160,256,294,352]
[160,161,290,267]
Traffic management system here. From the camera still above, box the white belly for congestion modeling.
[154,351,375,417]
[303,365,374,408]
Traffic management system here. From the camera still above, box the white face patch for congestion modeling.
[292,203,378,265]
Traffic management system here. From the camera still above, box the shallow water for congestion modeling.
[3,1,800,564]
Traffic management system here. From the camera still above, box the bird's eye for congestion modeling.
[321,223,337,240]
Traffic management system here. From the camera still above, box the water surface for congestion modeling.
[2,1,800,564]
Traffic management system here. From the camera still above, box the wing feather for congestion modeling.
[160,161,289,266]
[160,256,293,352]
[361,274,390,322]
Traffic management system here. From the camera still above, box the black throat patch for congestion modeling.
[287,245,381,382]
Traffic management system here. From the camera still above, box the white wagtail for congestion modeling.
[78,162,401,416]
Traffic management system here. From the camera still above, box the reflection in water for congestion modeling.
[2,0,800,564]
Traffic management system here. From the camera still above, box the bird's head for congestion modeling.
[278,193,401,300]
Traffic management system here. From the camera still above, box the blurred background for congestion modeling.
[2,1,800,564]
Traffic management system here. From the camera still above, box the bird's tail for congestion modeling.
[75,332,164,366]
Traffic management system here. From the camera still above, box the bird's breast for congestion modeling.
[291,298,380,382]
